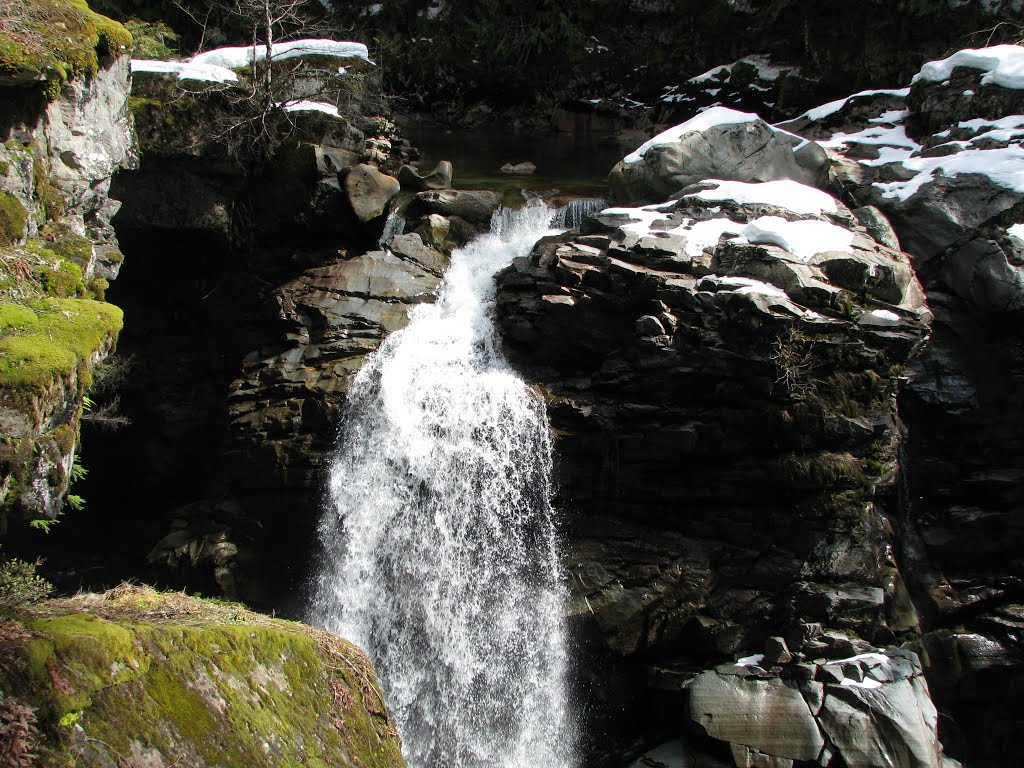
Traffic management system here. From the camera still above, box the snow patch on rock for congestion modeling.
[800,88,910,122]
[684,179,839,215]
[913,44,1024,90]
[191,39,372,68]
[623,107,806,165]
[875,144,1024,201]
[131,59,238,83]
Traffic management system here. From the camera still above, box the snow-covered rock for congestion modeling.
[608,107,828,204]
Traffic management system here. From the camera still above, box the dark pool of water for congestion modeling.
[400,124,626,201]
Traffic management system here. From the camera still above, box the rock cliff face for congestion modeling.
[780,46,1024,762]
[0,584,405,767]
[70,53,479,609]
[495,115,942,764]
[493,43,1024,767]
[0,2,134,531]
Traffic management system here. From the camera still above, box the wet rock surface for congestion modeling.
[496,112,936,760]
[786,47,1024,764]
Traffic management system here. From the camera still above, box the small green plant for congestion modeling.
[64,494,85,511]
[0,549,52,616]
[56,711,79,728]
[27,519,58,533]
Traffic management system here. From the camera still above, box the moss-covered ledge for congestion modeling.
[0,584,406,767]
[0,0,131,90]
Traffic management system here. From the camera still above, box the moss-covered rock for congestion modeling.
[0,0,131,88]
[0,190,28,246]
[0,297,122,391]
[0,585,406,768]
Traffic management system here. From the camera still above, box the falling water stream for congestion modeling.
[310,200,574,768]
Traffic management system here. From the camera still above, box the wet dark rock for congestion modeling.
[763,636,792,665]
[397,160,453,190]
[408,188,501,225]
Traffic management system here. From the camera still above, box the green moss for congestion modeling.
[0,586,406,768]
[127,95,163,114]
[123,19,177,60]
[48,423,76,455]
[32,153,65,221]
[0,0,131,86]
[21,614,146,722]
[0,191,29,246]
[36,258,87,298]
[0,297,123,391]
[87,275,108,300]
[36,225,93,265]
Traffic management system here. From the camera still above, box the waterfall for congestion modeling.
[310,199,575,768]
[378,208,406,245]
[550,197,608,229]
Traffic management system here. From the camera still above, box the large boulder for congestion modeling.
[688,647,954,768]
[344,163,401,222]
[608,107,828,204]
[689,673,824,761]
[408,188,501,225]
[397,160,453,190]
[0,585,405,767]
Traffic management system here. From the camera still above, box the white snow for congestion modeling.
[698,275,788,298]
[840,677,883,690]
[935,115,1024,147]
[819,124,921,152]
[955,115,1024,132]
[868,309,900,321]
[681,218,747,256]
[688,54,788,84]
[684,179,839,215]
[800,88,910,122]
[859,309,903,326]
[735,654,766,667]
[601,205,744,257]
[601,206,671,236]
[1008,223,1024,240]
[281,99,341,117]
[826,652,891,666]
[191,39,371,69]
[623,107,806,165]
[869,109,910,124]
[739,216,854,261]
[913,45,1024,89]
[130,59,238,83]
[601,204,851,261]
[875,144,1024,201]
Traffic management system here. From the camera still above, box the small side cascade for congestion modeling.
[550,197,608,229]
[377,208,406,245]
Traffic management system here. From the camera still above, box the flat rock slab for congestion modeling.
[689,671,825,762]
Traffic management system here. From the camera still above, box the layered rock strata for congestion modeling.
[496,124,936,759]
[783,45,1024,761]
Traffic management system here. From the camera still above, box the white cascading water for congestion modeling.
[310,199,575,768]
